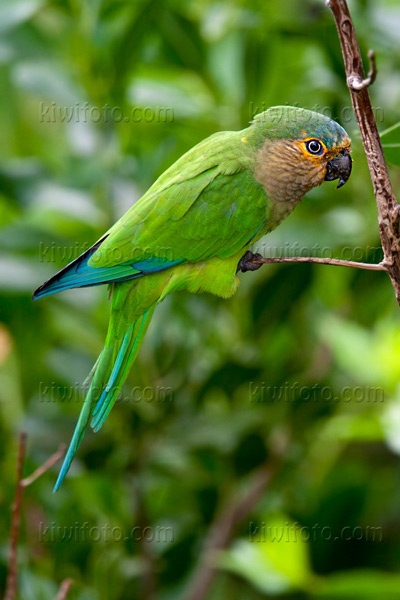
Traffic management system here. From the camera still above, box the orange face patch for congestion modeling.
[295,136,351,161]
[295,138,327,162]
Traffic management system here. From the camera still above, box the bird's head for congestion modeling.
[251,106,352,204]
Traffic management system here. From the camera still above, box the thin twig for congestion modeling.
[54,578,73,600]
[5,435,67,600]
[22,444,66,487]
[326,0,400,305]
[5,432,27,600]
[255,256,387,271]
[180,433,289,600]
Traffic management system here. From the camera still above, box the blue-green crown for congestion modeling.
[252,106,350,150]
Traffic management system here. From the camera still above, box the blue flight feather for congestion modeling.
[91,326,133,419]
[53,313,149,492]
[33,237,184,300]
[53,387,95,492]
[91,311,149,432]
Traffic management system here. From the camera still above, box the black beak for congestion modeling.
[325,148,352,189]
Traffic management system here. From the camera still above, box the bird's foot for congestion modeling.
[237,251,264,273]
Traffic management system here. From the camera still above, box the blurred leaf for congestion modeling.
[27,182,106,230]
[313,569,400,599]
[317,314,400,389]
[0,0,44,33]
[381,388,400,455]
[128,68,216,118]
[325,414,384,443]
[381,122,400,166]
[0,255,52,292]
[218,515,313,594]
[12,61,81,104]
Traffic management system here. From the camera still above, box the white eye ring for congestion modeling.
[305,139,323,155]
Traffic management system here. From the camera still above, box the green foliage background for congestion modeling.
[1,0,400,598]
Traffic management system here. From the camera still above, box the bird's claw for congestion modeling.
[237,251,263,273]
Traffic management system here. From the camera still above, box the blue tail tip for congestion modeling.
[53,456,71,492]
[53,474,64,493]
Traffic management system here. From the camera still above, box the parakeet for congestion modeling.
[33,106,352,491]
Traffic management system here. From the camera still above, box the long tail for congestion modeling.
[54,293,155,492]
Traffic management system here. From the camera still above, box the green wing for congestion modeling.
[90,131,267,269]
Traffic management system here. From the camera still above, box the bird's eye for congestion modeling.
[305,139,323,155]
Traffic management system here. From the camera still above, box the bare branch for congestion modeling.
[326,0,400,305]
[254,256,387,272]
[5,432,27,600]
[54,578,73,600]
[5,435,68,600]
[22,444,66,488]
[180,433,289,600]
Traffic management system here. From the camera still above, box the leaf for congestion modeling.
[381,389,400,455]
[324,414,384,443]
[0,0,44,33]
[312,570,400,599]
[316,314,400,389]
[27,182,106,229]
[380,122,400,166]
[0,256,53,292]
[12,61,81,104]
[217,515,313,594]
[128,68,216,118]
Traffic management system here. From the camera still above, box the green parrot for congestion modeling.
[33,106,352,491]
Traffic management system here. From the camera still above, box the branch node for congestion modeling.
[347,49,377,91]
[380,260,391,272]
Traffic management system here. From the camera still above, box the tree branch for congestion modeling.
[255,256,387,271]
[4,432,27,600]
[180,433,288,600]
[54,578,73,600]
[5,434,66,600]
[21,443,66,487]
[326,0,400,305]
